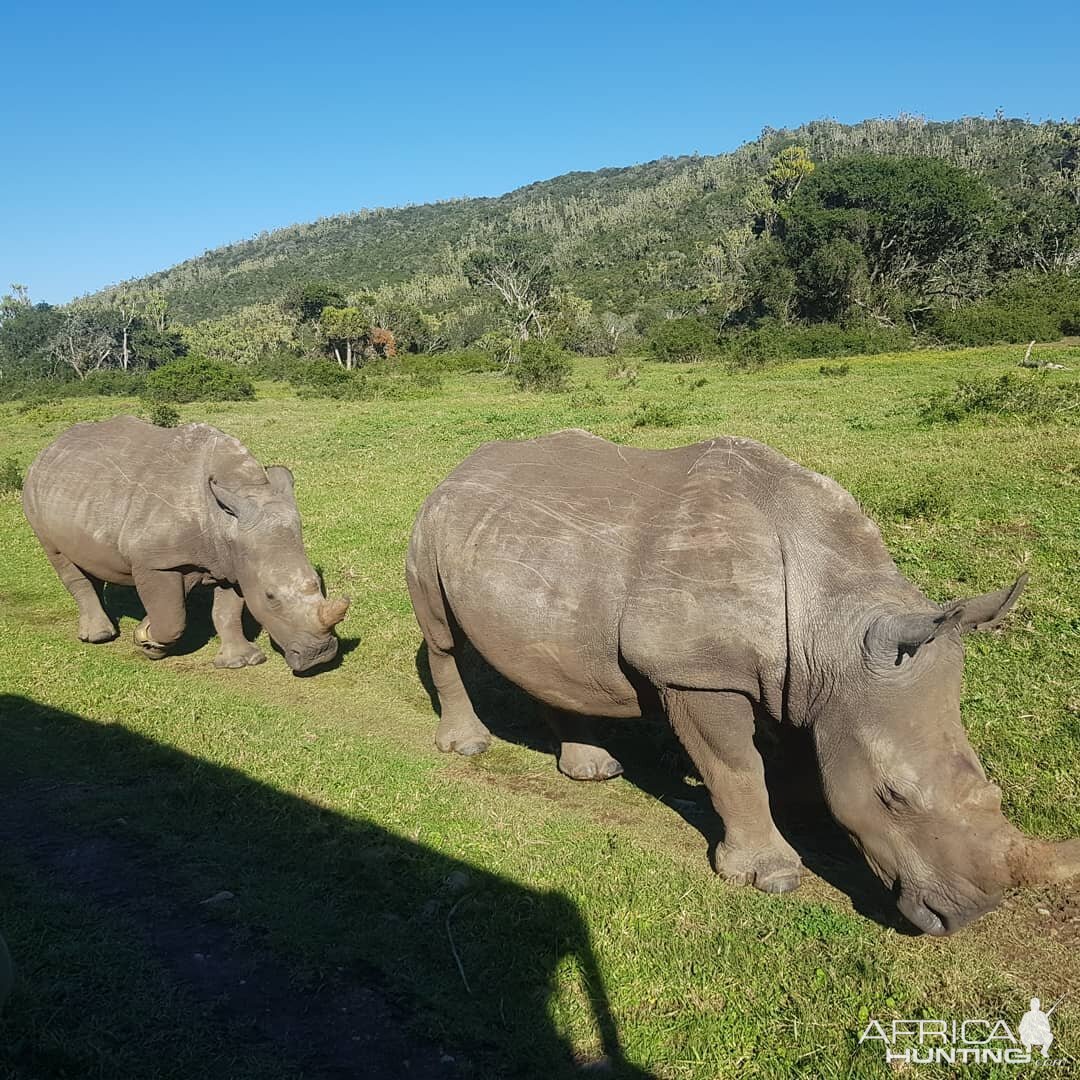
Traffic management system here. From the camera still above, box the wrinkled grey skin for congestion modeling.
[408,429,1079,935]
[23,416,349,673]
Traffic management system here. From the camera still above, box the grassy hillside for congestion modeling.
[1,345,1077,1077]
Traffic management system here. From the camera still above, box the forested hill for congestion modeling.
[6,114,1077,386]
[92,116,1079,327]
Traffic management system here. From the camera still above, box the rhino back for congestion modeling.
[420,432,787,709]
[24,416,264,574]
[422,430,907,709]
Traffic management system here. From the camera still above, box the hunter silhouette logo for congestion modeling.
[858,994,1067,1066]
[1019,996,1062,1058]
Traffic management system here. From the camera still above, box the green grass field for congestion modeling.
[1,346,1078,1078]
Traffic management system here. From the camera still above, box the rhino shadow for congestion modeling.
[415,641,914,935]
[100,580,361,672]
[0,694,656,1079]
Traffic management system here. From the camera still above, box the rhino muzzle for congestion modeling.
[285,635,339,673]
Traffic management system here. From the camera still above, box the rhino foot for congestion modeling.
[716,845,804,894]
[435,714,492,756]
[133,618,171,660]
[557,744,624,782]
[214,644,267,669]
[79,616,118,643]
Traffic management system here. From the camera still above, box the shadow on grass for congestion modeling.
[100,581,360,674]
[0,694,657,1080]
[416,641,914,936]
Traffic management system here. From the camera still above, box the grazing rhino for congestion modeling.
[407,429,1080,935]
[23,416,349,673]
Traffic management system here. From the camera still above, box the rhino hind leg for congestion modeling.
[429,644,492,756]
[663,688,803,894]
[43,549,117,643]
[211,585,266,668]
[408,548,491,756]
[545,708,624,781]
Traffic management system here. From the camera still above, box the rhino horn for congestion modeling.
[318,596,350,630]
[1006,833,1080,887]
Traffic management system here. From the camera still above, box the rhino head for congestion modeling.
[813,575,1079,935]
[209,466,349,673]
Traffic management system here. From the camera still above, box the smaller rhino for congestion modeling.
[23,416,349,673]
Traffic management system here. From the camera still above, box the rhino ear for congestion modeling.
[209,477,259,523]
[867,609,963,666]
[266,465,295,496]
[942,574,1028,633]
[867,575,1028,666]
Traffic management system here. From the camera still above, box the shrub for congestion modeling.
[0,372,145,402]
[249,348,304,381]
[78,370,147,396]
[143,356,255,404]
[918,372,1080,425]
[719,321,911,370]
[921,273,1080,346]
[289,359,353,396]
[148,403,181,428]
[511,340,572,392]
[424,350,501,374]
[647,317,716,363]
[0,457,23,494]
[632,401,686,428]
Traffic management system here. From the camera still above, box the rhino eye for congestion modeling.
[265,590,276,601]
[878,785,909,810]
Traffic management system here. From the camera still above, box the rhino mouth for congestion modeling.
[283,636,339,674]
[897,893,949,936]
[896,889,1000,937]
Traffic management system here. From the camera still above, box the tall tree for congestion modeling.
[464,238,554,340]
[319,306,370,369]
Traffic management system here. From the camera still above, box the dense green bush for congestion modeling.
[0,457,23,494]
[143,356,255,403]
[422,350,501,374]
[511,340,572,391]
[921,274,1080,346]
[918,372,1080,424]
[647,317,716,363]
[147,403,181,427]
[249,348,305,381]
[78,370,148,396]
[288,358,444,400]
[288,359,353,395]
[0,371,146,402]
[632,400,686,428]
[719,321,912,369]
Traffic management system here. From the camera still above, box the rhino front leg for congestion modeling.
[132,567,187,659]
[545,708,624,781]
[211,585,266,668]
[43,549,117,643]
[663,688,803,894]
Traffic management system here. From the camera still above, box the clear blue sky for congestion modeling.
[2,0,1077,305]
